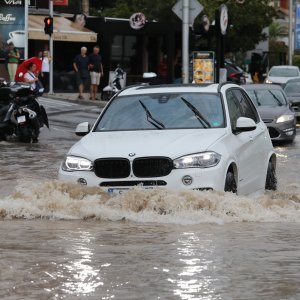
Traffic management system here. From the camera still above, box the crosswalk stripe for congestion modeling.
[38,97,78,107]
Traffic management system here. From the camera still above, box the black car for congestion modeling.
[283,78,300,118]
[243,84,296,142]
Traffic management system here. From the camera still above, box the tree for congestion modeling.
[91,0,276,53]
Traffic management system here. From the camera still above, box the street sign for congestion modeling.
[172,0,203,26]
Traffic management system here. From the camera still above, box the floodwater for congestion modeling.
[0,133,300,300]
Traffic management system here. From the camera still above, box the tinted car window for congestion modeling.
[246,89,287,107]
[284,81,300,95]
[269,68,299,77]
[95,93,225,131]
[226,90,244,130]
[232,89,258,122]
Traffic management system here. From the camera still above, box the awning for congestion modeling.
[28,15,98,42]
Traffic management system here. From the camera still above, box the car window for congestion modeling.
[226,89,259,131]
[226,90,244,131]
[246,89,287,106]
[269,68,299,77]
[232,89,259,122]
[284,81,300,95]
[95,93,225,131]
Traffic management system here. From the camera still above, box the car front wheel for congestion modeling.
[265,161,277,191]
[224,171,237,193]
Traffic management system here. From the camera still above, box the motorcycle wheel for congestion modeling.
[18,120,40,143]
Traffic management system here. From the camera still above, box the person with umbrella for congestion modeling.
[23,63,39,93]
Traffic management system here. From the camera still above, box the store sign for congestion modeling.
[192,51,215,84]
[0,0,25,59]
[53,0,68,5]
[129,12,146,30]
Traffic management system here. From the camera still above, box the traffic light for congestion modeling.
[44,17,53,36]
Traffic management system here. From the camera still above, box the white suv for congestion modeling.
[58,83,276,197]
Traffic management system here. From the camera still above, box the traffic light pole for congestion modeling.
[49,0,54,95]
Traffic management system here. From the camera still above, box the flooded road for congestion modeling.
[0,98,300,299]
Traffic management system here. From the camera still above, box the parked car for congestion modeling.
[58,83,276,196]
[265,65,300,85]
[224,60,246,84]
[243,84,296,142]
[283,78,300,117]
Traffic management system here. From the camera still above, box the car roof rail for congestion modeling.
[217,81,236,93]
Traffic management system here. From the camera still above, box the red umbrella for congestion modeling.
[15,57,42,82]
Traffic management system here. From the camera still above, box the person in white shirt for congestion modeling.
[23,63,38,92]
[40,50,51,92]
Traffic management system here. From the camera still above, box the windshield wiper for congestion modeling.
[268,90,283,106]
[139,100,165,130]
[181,97,211,128]
[253,90,262,106]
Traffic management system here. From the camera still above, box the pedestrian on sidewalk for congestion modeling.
[73,46,89,100]
[6,42,20,81]
[88,45,103,100]
[40,49,51,93]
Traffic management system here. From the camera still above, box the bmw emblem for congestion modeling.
[128,153,136,157]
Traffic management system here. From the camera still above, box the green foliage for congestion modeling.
[292,55,300,69]
[88,0,276,53]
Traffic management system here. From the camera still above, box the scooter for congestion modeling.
[0,80,49,143]
[101,65,125,101]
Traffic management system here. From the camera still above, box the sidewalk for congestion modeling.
[43,92,108,108]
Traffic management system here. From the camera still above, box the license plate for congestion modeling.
[107,188,129,195]
[17,115,26,123]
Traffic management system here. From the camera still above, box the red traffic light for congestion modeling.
[44,16,53,36]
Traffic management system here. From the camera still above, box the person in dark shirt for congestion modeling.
[73,46,89,99]
[88,45,103,100]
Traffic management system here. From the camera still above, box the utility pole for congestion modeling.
[24,0,28,59]
[49,0,54,94]
[289,0,293,65]
[182,0,189,83]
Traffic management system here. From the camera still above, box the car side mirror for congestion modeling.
[75,121,90,136]
[234,117,256,133]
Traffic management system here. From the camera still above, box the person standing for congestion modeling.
[73,46,89,100]
[6,42,20,81]
[40,50,51,93]
[88,45,103,100]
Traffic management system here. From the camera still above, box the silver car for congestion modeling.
[265,65,300,85]
[243,84,296,142]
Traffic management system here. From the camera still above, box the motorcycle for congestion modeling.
[0,80,49,143]
[101,65,125,101]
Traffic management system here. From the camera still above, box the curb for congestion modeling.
[42,94,108,108]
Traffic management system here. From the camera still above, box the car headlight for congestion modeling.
[173,152,221,169]
[265,79,272,84]
[276,114,294,123]
[62,155,93,171]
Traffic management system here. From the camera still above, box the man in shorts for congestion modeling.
[88,45,103,100]
[73,47,89,99]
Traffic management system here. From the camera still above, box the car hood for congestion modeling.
[268,76,299,84]
[257,105,292,119]
[69,129,227,160]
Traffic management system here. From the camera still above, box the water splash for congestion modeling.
[0,180,299,224]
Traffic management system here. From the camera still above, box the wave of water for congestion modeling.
[0,180,299,224]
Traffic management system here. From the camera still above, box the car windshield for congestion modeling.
[269,68,299,77]
[95,92,225,131]
[284,81,300,95]
[246,89,287,107]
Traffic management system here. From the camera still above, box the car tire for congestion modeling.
[265,161,277,191]
[224,171,237,193]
